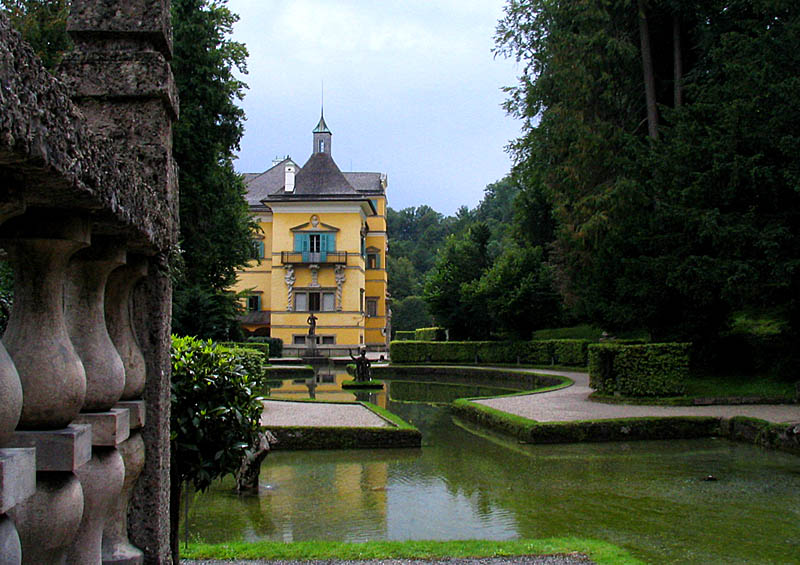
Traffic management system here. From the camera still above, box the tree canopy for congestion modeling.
[496,0,800,344]
[170,0,256,339]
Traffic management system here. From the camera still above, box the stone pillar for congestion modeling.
[0,210,91,430]
[129,254,172,563]
[0,194,24,447]
[68,410,130,564]
[102,403,146,565]
[59,1,179,561]
[66,238,127,412]
[0,448,36,565]
[106,256,149,401]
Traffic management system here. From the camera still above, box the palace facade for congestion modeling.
[233,115,389,356]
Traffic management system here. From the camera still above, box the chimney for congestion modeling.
[284,164,296,192]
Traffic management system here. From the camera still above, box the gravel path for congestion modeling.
[477,369,800,424]
[260,400,391,428]
[183,556,593,565]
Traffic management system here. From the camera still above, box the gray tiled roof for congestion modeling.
[242,159,294,206]
[242,157,385,206]
[269,151,358,198]
[344,172,384,193]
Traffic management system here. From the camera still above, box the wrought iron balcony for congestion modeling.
[280,251,349,264]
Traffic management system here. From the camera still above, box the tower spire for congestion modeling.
[313,88,332,154]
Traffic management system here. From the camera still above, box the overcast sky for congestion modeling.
[225,0,521,216]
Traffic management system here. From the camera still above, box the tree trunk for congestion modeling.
[169,456,182,565]
[638,0,659,139]
[673,13,683,108]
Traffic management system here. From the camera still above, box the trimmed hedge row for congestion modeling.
[394,331,416,341]
[389,339,590,366]
[414,327,447,341]
[220,341,269,357]
[237,336,284,358]
[588,343,690,397]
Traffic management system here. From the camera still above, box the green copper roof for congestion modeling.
[313,113,331,133]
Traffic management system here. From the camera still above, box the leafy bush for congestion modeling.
[414,327,447,341]
[389,339,590,366]
[218,345,267,382]
[588,343,690,397]
[394,331,416,341]
[171,335,265,490]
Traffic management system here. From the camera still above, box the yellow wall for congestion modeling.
[232,197,389,352]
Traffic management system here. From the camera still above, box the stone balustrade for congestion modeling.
[0,0,177,562]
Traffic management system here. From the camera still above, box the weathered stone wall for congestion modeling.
[0,0,177,562]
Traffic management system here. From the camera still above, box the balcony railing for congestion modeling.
[281,251,350,264]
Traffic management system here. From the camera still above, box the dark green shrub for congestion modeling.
[394,331,416,341]
[171,336,265,490]
[588,343,690,397]
[414,327,447,341]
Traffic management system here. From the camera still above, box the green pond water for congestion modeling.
[187,377,800,564]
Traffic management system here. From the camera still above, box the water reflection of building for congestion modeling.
[263,456,389,541]
[269,371,388,408]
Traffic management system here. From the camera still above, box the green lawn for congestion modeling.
[182,538,644,565]
[685,373,796,399]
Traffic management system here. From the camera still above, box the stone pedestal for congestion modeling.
[7,427,91,565]
[66,239,127,411]
[105,256,149,400]
[0,211,91,430]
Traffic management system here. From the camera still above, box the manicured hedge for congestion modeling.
[588,342,690,397]
[389,339,591,366]
[414,327,447,341]
[394,331,416,341]
[246,336,284,358]
[220,341,269,358]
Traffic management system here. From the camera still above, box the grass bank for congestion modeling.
[182,537,644,564]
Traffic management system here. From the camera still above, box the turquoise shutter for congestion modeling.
[375,253,380,269]
[327,232,336,252]
[294,233,303,251]
[319,232,328,262]
[257,241,265,259]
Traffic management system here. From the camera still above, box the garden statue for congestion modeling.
[307,312,317,335]
[349,347,371,382]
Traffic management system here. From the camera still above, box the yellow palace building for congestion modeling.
[233,114,389,356]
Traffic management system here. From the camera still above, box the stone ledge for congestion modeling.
[115,401,146,431]
[74,408,130,446]
[0,13,177,253]
[0,448,36,513]
[7,425,91,472]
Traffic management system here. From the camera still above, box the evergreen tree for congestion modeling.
[0,0,71,68]
[171,0,256,339]
[496,0,800,344]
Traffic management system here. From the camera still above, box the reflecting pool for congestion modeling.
[187,376,800,564]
